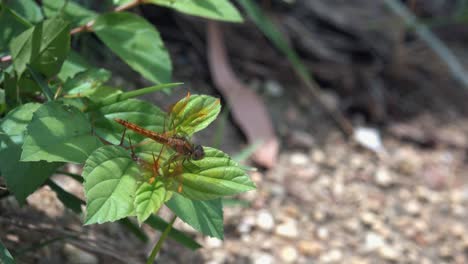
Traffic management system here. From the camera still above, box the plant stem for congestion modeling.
[146,215,177,264]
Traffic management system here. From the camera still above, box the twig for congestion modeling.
[383,0,468,89]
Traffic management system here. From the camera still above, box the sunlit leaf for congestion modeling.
[58,51,90,81]
[93,12,172,84]
[83,145,140,224]
[147,0,243,22]
[164,147,255,200]
[63,68,111,95]
[21,101,103,163]
[91,98,166,144]
[0,103,62,204]
[135,181,166,223]
[170,94,221,136]
[42,0,97,27]
[167,194,224,239]
[8,0,43,23]
[10,16,70,78]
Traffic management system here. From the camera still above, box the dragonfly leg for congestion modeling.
[149,144,166,183]
[118,127,127,146]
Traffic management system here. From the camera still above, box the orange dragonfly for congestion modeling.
[114,93,208,164]
[114,118,205,162]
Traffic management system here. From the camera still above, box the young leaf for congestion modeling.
[90,98,166,144]
[21,101,103,163]
[42,0,97,27]
[0,239,15,264]
[83,145,140,224]
[166,194,224,239]
[134,181,166,223]
[10,16,70,78]
[166,147,255,200]
[170,94,221,136]
[0,103,62,204]
[93,12,172,84]
[147,0,243,22]
[145,215,202,250]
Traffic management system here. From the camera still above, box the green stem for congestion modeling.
[146,215,177,264]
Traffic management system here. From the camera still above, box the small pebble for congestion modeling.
[279,246,299,263]
[275,218,299,239]
[311,149,326,163]
[298,240,323,256]
[317,227,330,240]
[365,232,385,251]
[256,210,275,231]
[375,167,394,187]
[404,200,422,216]
[320,249,343,263]
[253,252,275,264]
[290,152,309,166]
[205,237,223,248]
[379,245,400,261]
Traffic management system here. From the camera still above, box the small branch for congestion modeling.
[115,0,145,12]
[1,55,12,63]
[146,215,177,264]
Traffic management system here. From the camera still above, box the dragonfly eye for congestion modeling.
[192,145,204,160]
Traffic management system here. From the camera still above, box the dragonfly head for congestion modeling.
[191,145,205,160]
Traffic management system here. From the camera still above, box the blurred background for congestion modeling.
[3,0,468,263]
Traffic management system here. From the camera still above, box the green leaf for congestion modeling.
[167,194,224,239]
[63,68,111,95]
[88,82,181,110]
[91,98,166,144]
[8,0,43,24]
[10,16,71,78]
[57,51,90,81]
[165,147,255,200]
[42,0,97,27]
[2,70,19,107]
[145,214,202,250]
[47,179,83,213]
[83,145,140,224]
[93,12,172,84]
[0,239,15,264]
[26,65,53,101]
[148,0,243,22]
[0,5,29,53]
[0,103,62,204]
[21,101,103,163]
[135,181,166,223]
[170,94,221,136]
[0,103,41,147]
